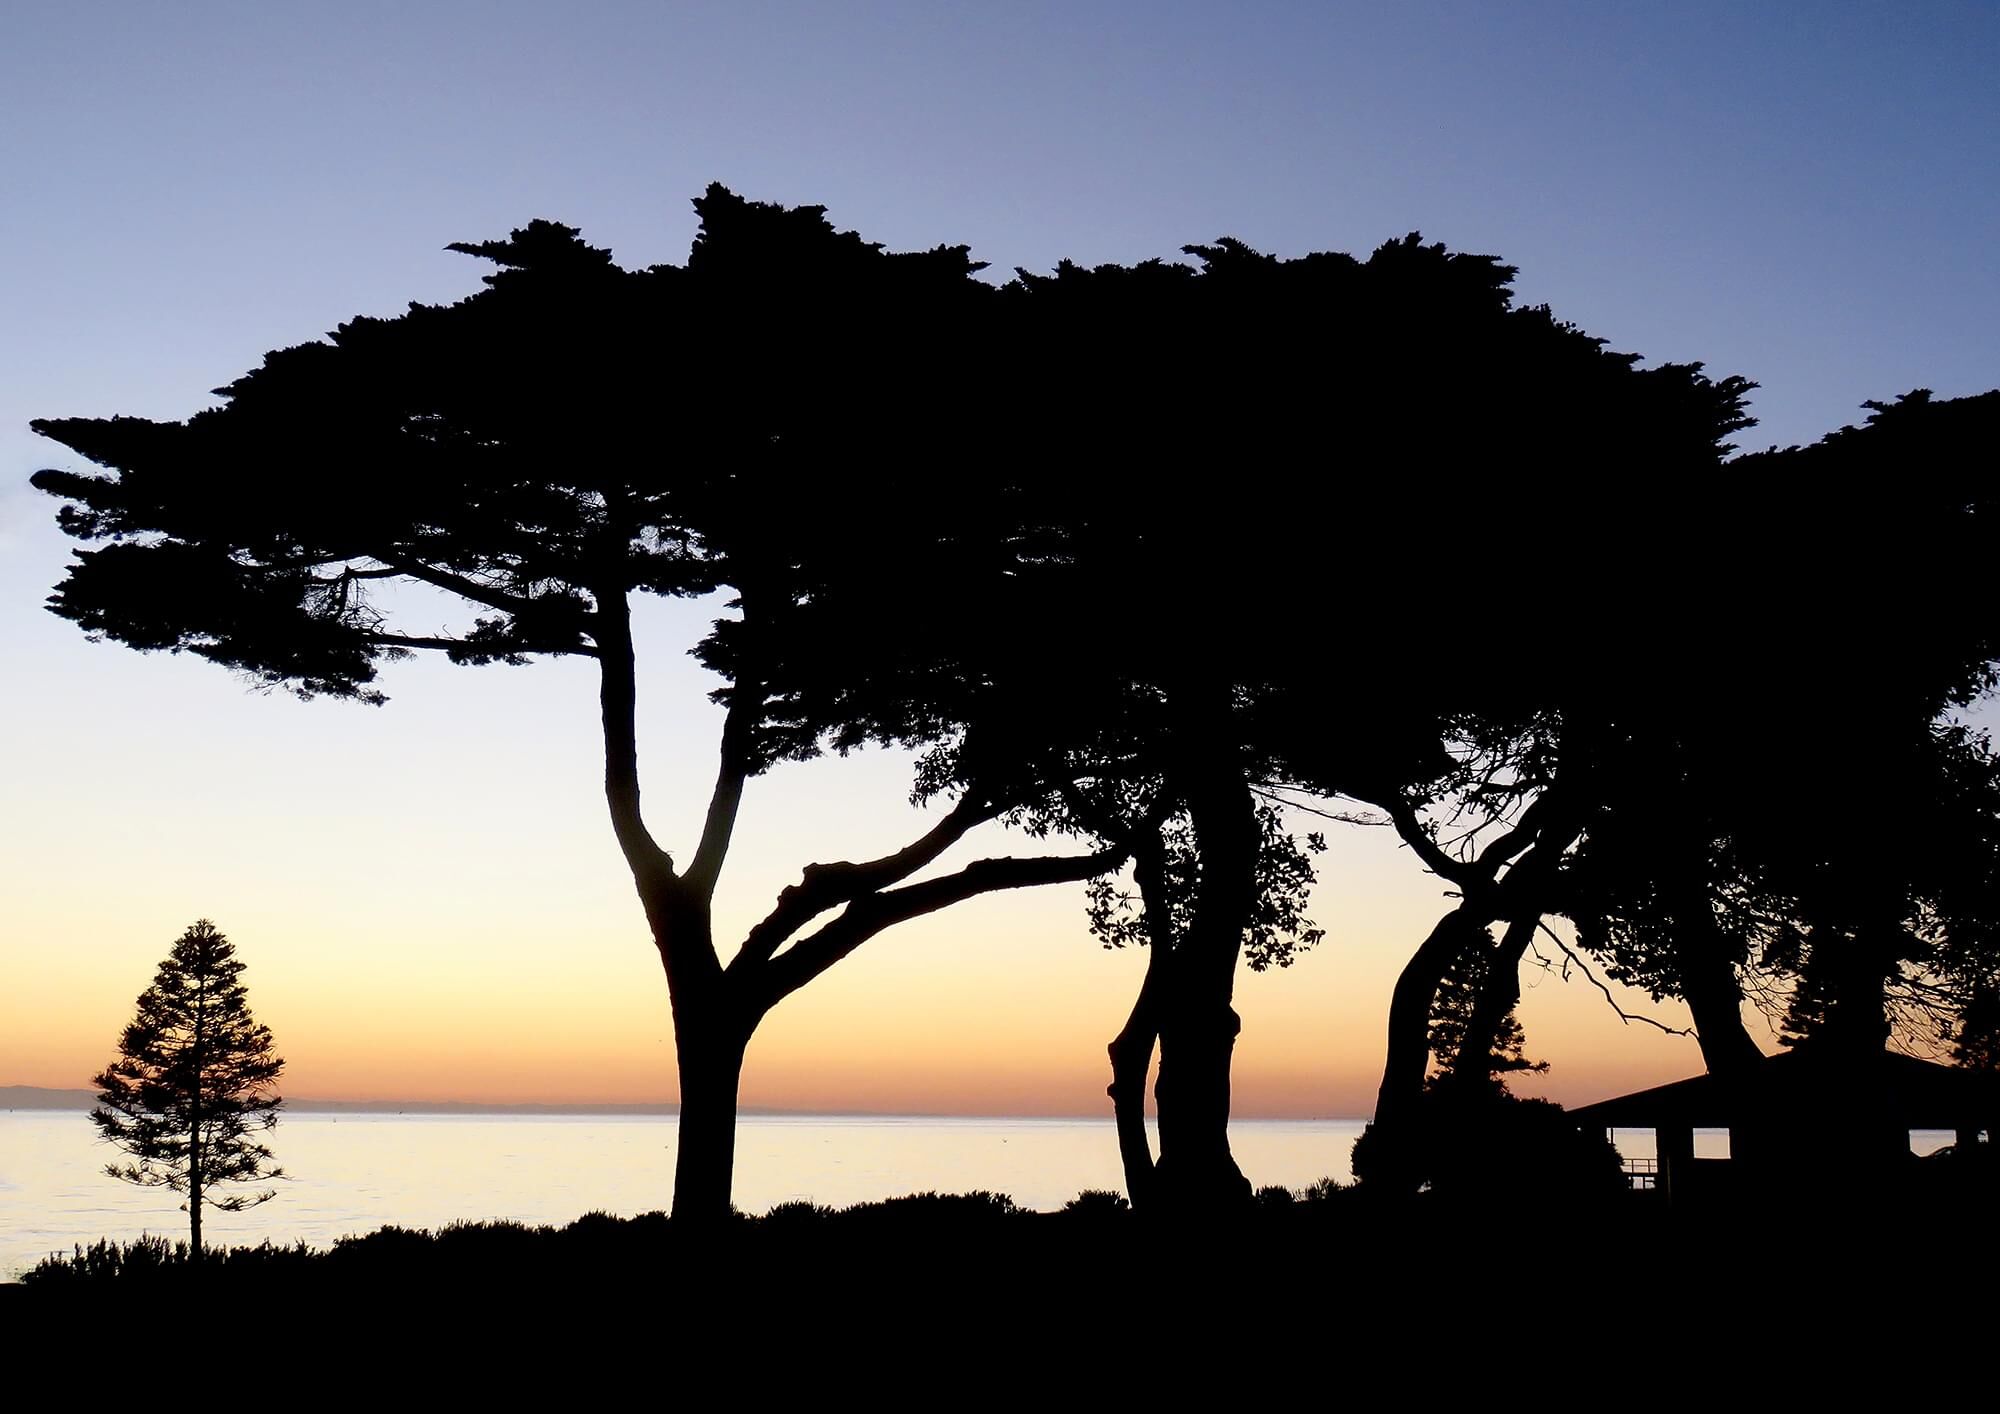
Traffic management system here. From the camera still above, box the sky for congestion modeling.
[3,2,1996,1116]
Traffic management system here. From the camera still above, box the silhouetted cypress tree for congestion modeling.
[91,920,285,1258]
[32,187,1126,1223]
[988,229,1755,1206]
[1567,394,2000,1085]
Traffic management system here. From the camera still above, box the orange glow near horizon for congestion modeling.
[1,598,1725,1121]
[3,802,1718,1118]
[6,0,2000,1144]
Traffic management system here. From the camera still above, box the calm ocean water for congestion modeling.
[0,1110,1367,1279]
[7,1111,1958,1280]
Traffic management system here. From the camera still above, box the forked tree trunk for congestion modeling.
[599,588,1125,1224]
[1371,812,1580,1185]
[601,593,752,1228]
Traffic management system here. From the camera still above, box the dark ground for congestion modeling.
[9,1184,1994,1382]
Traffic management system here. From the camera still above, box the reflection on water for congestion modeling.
[0,1111,1367,1279]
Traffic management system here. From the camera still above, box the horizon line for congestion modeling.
[0,1085,1370,1123]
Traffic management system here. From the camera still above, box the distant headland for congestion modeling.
[1,1085,685,1116]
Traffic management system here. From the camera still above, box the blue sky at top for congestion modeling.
[2,2,1994,1107]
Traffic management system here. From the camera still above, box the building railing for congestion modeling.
[1621,1157,1659,1191]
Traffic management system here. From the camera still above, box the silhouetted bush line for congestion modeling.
[23,1173,1994,1296]
[13,1179,1344,1287]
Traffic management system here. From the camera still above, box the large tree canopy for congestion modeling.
[32,186,1130,1222]
[37,178,1997,1221]
[926,231,1765,1205]
[1565,391,2000,1065]
[1353,388,2000,1190]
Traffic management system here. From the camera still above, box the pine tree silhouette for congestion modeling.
[91,920,286,1257]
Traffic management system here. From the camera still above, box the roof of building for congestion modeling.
[1568,1048,1998,1131]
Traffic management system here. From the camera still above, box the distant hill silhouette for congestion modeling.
[0,1086,704,1115]
[2,1086,97,1110]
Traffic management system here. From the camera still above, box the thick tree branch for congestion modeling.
[377,554,545,619]
[1049,775,1180,856]
[683,683,761,902]
[1385,798,1476,887]
[362,630,597,658]
[363,632,475,654]
[758,845,1126,1007]
[728,793,1004,974]
[593,586,674,890]
[1374,906,1480,1136]
[1469,791,1557,881]
[291,559,403,578]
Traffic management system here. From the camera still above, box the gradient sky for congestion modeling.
[3,3,1996,1115]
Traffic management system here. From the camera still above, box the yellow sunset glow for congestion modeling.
[0,603,1716,1118]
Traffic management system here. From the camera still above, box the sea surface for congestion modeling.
[0,1110,1366,1280]
[5,1111,1959,1280]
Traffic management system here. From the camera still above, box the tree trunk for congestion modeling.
[1369,907,1480,1190]
[188,1123,203,1261]
[1107,938,1166,1210]
[1680,933,1762,1078]
[671,1014,750,1226]
[190,979,206,1262]
[1151,699,1258,1212]
[1444,818,1578,1091]
[1833,927,1903,1179]
[1827,928,1895,1060]
[1674,915,1768,1169]
[1154,995,1250,1208]
[600,588,751,1224]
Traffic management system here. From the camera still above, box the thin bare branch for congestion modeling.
[1384,798,1476,887]
[1249,785,1388,827]
[1536,921,1695,1038]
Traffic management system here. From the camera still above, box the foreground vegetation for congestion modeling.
[15,1184,1324,1287]
[15,1181,1992,1385]
[22,1171,1995,1287]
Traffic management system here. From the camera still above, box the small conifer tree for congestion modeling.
[91,919,285,1257]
